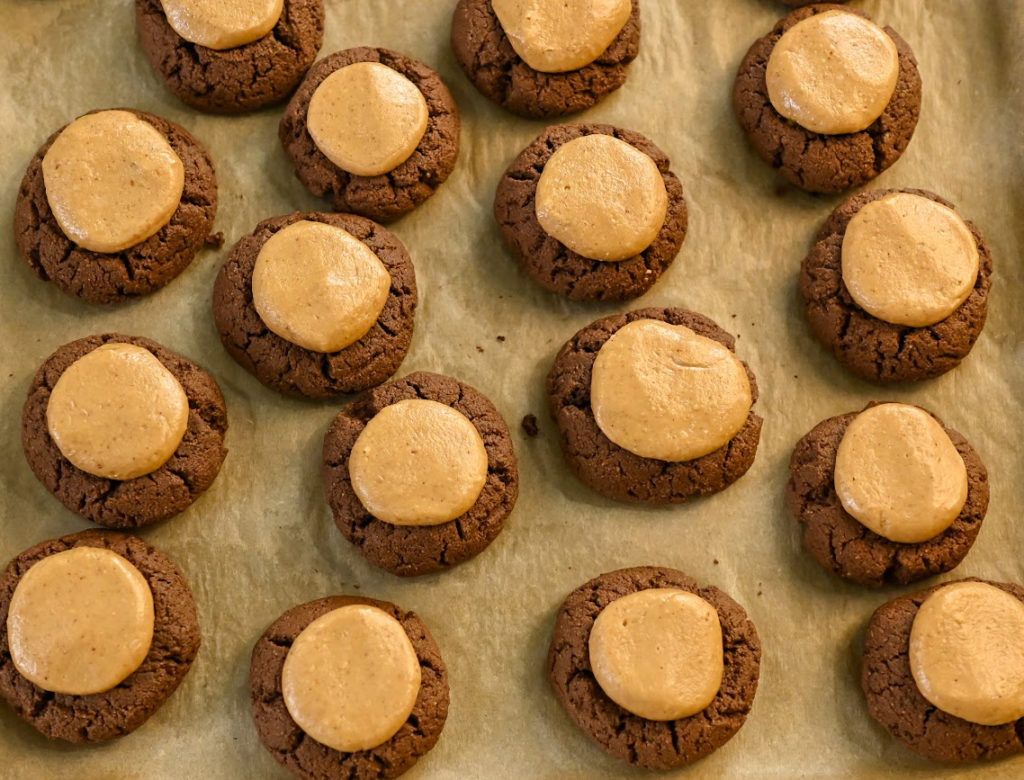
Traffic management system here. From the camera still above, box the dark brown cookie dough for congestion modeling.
[0,530,200,743]
[14,110,218,305]
[250,595,449,779]
[323,371,518,577]
[787,402,988,588]
[135,0,325,114]
[800,189,992,383]
[494,124,687,302]
[280,48,460,223]
[732,4,921,194]
[450,0,640,118]
[212,212,417,400]
[548,566,761,770]
[546,308,761,503]
[21,334,228,528]
[862,578,1024,762]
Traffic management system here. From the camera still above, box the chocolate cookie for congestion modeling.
[494,124,687,301]
[548,566,761,770]
[323,371,518,577]
[212,212,417,399]
[280,48,460,223]
[14,110,218,305]
[450,0,640,118]
[733,5,921,193]
[135,0,325,113]
[787,403,988,588]
[781,0,847,5]
[250,595,449,779]
[0,530,200,743]
[21,334,228,528]
[800,189,992,383]
[862,579,1024,761]
[547,308,761,503]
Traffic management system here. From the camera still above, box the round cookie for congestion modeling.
[546,307,762,503]
[250,595,449,779]
[787,402,988,588]
[862,578,1024,761]
[135,0,325,113]
[450,0,640,118]
[800,189,992,382]
[280,47,460,223]
[548,566,761,770]
[494,124,687,301]
[14,109,218,305]
[213,212,417,399]
[323,372,518,576]
[0,530,200,742]
[781,0,847,5]
[733,5,921,193]
[21,334,228,528]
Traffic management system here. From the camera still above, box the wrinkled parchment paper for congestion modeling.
[1,1,1023,777]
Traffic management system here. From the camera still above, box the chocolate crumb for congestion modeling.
[521,414,539,437]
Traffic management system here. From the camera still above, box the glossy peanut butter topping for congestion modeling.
[282,604,421,752]
[42,110,184,253]
[589,588,723,721]
[535,134,668,262]
[160,0,283,49]
[834,403,968,544]
[591,320,752,461]
[7,547,154,695]
[46,343,189,480]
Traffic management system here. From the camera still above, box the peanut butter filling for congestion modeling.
[766,10,899,135]
[834,403,968,544]
[591,320,752,461]
[7,547,154,696]
[535,134,668,262]
[42,110,184,253]
[307,62,429,178]
[160,0,283,50]
[46,343,190,481]
[252,220,391,353]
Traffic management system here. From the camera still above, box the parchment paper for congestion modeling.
[1,1,1022,777]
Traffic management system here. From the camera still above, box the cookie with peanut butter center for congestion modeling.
[213,212,417,399]
[322,372,518,576]
[21,334,228,528]
[494,123,687,301]
[250,595,449,780]
[787,401,989,588]
[800,188,992,383]
[862,578,1024,762]
[135,0,324,113]
[14,108,218,305]
[733,4,920,193]
[548,566,761,770]
[450,0,640,118]
[0,530,200,743]
[280,47,460,223]
[546,307,761,503]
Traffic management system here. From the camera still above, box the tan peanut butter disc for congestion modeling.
[910,582,1024,726]
[252,220,391,353]
[41,110,185,253]
[841,193,980,327]
[306,62,429,178]
[589,588,724,721]
[282,604,421,752]
[765,10,900,135]
[46,343,189,481]
[491,0,632,73]
[590,320,752,462]
[160,0,283,50]
[6,547,155,696]
[834,403,968,544]
[348,399,489,526]
[535,134,668,262]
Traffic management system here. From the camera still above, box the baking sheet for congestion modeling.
[1,0,1023,777]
